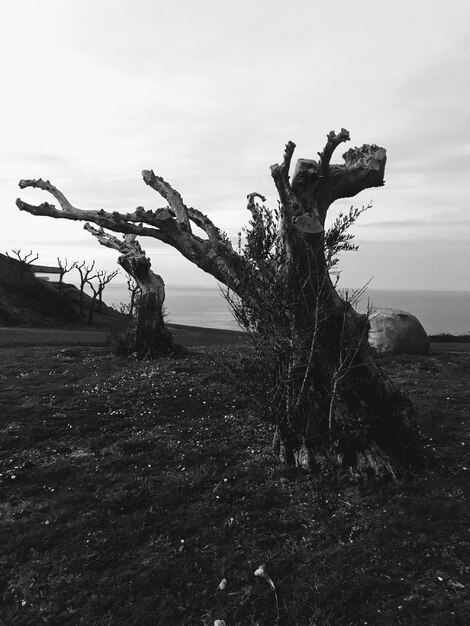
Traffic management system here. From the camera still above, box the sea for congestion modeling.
[104,284,470,336]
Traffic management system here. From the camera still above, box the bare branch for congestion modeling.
[56,257,77,293]
[86,269,119,298]
[86,269,119,322]
[142,169,231,244]
[6,248,39,264]
[246,192,267,219]
[141,170,191,230]
[83,224,141,255]
[317,128,350,176]
[16,132,384,299]
[126,276,142,317]
[16,179,173,244]
[186,206,230,244]
[97,269,119,288]
[57,257,77,274]
[18,178,76,211]
[77,260,97,291]
[270,141,296,206]
[16,177,240,285]
[292,138,386,219]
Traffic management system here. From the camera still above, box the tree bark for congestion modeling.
[16,129,420,478]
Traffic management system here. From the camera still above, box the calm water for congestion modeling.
[104,284,470,335]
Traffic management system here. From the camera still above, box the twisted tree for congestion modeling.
[83,226,178,357]
[75,260,96,315]
[6,248,39,264]
[125,277,142,318]
[86,269,119,325]
[56,257,77,294]
[5,248,39,280]
[16,129,420,478]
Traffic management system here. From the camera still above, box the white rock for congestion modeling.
[369,308,430,355]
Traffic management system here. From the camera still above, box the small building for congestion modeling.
[29,263,62,282]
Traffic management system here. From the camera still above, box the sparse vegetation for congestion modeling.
[86,269,119,324]
[430,333,470,343]
[56,257,78,294]
[5,248,39,265]
[1,342,470,624]
[76,261,97,316]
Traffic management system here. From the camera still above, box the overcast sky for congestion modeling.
[2,0,470,291]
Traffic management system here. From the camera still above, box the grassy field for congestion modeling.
[1,339,470,624]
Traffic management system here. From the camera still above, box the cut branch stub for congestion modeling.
[246,192,267,220]
[318,128,350,176]
[270,141,324,238]
[270,141,296,208]
[292,142,386,220]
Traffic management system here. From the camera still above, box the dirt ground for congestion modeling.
[0,325,467,354]
[1,332,470,624]
[0,323,246,349]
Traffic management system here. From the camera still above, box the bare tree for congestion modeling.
[126,276,142,318]
[75,261,96,315]
[113,277,141,317]
[56,257,77,294]
[5,248,39,265]
[5,248,39,280]
[16,129,420,479]
[86,269,118,325]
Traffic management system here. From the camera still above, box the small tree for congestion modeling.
[56,257,77,294]
[5,248,39,265]
[111,278,142,320]
[126,276,142,318]
[76,261,96,315]
[5,248,39,280]
[86,269,119,325]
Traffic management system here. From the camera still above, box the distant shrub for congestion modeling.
[429,333,470,343]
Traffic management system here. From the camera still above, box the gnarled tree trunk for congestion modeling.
[84,227,178,358]
[16,129,421,478]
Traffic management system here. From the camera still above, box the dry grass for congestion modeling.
[1,344,470,624]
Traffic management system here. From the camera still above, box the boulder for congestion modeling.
[368,308,430,355]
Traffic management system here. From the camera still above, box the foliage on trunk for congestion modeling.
[225,192,417,479]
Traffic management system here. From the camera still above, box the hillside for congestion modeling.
[0,253,117,327]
